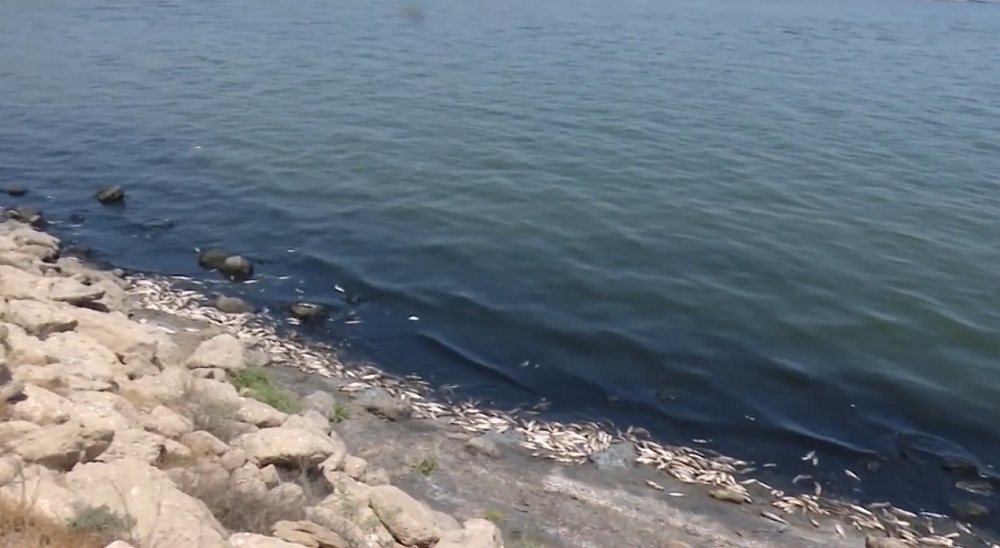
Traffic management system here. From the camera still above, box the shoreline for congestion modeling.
[2,194,996,546]
[123,265,994,545]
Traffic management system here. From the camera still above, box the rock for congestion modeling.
[0,420,41,449]
[238,397,290,427]
[31,331,123,391]
[269,482,307,507]
[220,447,249,470]
[193,367,228,381]
[951,499,989,520]
[162,438,194,465]
[233,426,343,468]
[0,298,78,336]
[361,466,390,486]
[342,455,367,480]
[8,206,45,228]
[320,471,373,509]
[434,519,502,548]
[709,487,749,504]
[166,460,230,494]
[229,533,303,548]
[66,458,228,548]
[94,185,125,204]
[11,384,73,425]
[198,248,231,270]
[232,463,268,497]
[368,485,439,547]
[273,520,350,548]
[432,511,462,533]
[215,295,255,314]
[356,388,412,421]
[4,185,27,196]
[97,428,167,465]
[71,307,178,363]
[282,411,329,435]
[289,302,326,321]
[317,439,349,475]
[120,366,193,408]
[186,334,248,371]
[865,536,908,548]
[588,442,637,470]
[68,390,139,432]
[221,255,254,281]
[11,420,114,470]
[49,281,105,306]
[303,390,336,418]
[181,430,231,457]
[142,405,195,439]
[0,464,85,523]
[464,436,501,458]
[305,506,377,548]
[260,464,280,488]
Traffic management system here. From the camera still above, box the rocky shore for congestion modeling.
[0,204,994,548]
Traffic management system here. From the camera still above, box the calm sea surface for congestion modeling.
[2,0,1000,523]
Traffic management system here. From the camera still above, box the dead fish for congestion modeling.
[845,469,860,481]
[668,492,685,498]
[813,481,822,496]
[792,474,812,484]
[644,480,664,491]
[763,462,777,468]
[811,456,819,466]
[761,511,789,525]
[809,518,820,528]
[835,524,845,537]
[802,451,816,461]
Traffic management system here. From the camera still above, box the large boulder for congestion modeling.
[232,427,343,468]
[186,334,248,371]
[66,458,228,548]
[96,428,167,465]
[0,298,77,337]
[142,405,195,439]
[120,367,193,409]
[10,384,73,425]
[69,307,179,364]
[238,397,289,427]
[368,485,440,547]
[67,390,140,432]
[10,420,114,470]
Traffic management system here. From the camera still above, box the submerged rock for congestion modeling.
[221,255,253,280]
[951,499,988,520]
[288,302,326,321]
[94,185,125,204]
[4,205,46,228]
[214,295,255,314]
[4,185,27,197]
[197,248,230,269]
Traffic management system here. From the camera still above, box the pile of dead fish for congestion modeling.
[126,274,989,548]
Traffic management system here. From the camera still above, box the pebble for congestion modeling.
[4,185,26,197]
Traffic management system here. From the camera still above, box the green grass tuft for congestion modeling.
[230,367,302,414]
[412,457,438,476]
[331,402,350,423]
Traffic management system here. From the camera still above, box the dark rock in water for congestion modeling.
[68,213,86,224]
[94,185,125,204]
[4,185,26,197]
[589,442,638,470]
[956,480,995,496]
[214,295,255,314]
[197,248,230,270]
[940,455,980,475]
[289,302,326,320]
[220,255,253,280]
[356,387,412,421]
[951,499,989,520]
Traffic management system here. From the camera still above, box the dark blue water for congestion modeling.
[2,0,1000,525]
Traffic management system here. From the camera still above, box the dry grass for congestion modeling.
[171,465,330,535]
[0,497,134,548]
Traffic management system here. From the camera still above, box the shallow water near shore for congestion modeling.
[3,0,1000,528]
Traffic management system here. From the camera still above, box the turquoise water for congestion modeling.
[2,0,1000,520]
